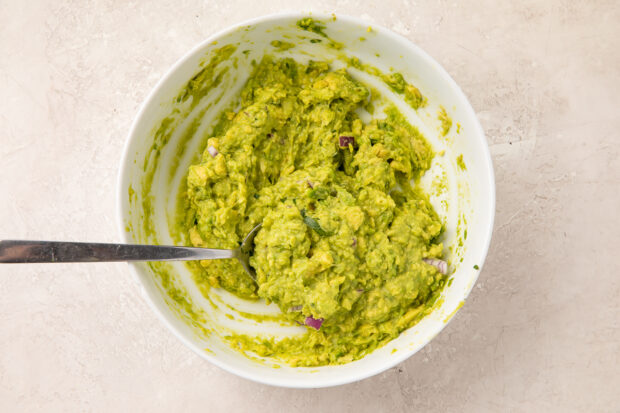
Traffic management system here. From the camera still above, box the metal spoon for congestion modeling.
[0,223,262,279]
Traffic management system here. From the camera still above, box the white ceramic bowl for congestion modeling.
[117,12,495,388]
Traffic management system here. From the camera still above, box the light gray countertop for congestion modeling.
[1,1,618,411]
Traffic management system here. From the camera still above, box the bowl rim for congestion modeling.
[116,11,496,388]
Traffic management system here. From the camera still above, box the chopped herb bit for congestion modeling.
[308,187,330,200]
[300,209,331,236]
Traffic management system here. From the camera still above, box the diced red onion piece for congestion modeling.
[207,145,219,158]
[423,258,448,275]
[339,136,355,148]
[356,288,364,293]
[288,305,302,312]
[351,237,357,247]
[307,180,314,189]
[304,316,324,330]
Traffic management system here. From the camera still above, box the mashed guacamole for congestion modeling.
[182,56,447,366]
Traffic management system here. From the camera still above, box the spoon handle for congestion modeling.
[0,240,237,263]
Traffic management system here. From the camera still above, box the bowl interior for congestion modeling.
[117,13,494,388]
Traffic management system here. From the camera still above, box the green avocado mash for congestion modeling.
[438,105,452,136]
[181,55,446,366]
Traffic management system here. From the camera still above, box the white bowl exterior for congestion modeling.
[117,13,495,388]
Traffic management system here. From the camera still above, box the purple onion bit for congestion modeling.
[304,316,324,330]
[288,305,303,312]
[207,145,219,158]
[339,136,355,148]
[422,258,448,275]
[351,237,357,247]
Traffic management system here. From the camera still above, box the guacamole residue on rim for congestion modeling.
[180,56,447,366]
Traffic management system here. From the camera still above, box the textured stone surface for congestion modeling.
[1,1,618,411]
